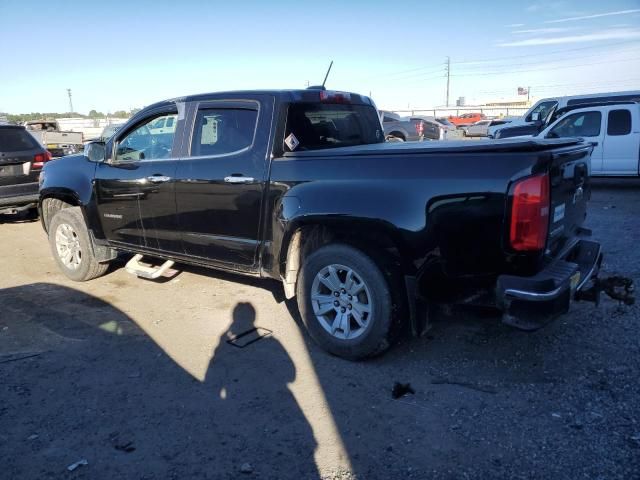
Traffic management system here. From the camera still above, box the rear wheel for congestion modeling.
[296,244,395,359]
[48,207,109,281]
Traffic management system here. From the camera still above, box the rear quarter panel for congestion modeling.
[266,151,543,281]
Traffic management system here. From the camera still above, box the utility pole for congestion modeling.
[445,57,451,107]
[527,86,531,103]
[66,88,74,114]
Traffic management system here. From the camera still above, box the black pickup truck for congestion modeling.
[38,88,602,359]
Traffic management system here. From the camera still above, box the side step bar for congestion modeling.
[125,254,178,280]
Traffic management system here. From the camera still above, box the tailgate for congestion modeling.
[546,144,592,255]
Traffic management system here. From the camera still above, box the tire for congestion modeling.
[48,207,109,281]
[296,244,395,360]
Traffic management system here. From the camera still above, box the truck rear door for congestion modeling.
[601,105,639,175]
[174,95,274,270]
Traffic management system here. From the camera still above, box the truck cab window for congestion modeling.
[285,103,383,151]
[190,108,258,157]
[549,111,601,138]
[607,109,631,136]
[114,113,177,162]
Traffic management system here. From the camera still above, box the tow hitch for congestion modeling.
[576,275,635,306]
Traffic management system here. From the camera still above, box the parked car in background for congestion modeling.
[435,117,457,131]
[448,112,486,128]
[536,102,640,176]
[39,87,602,359]
[495,100,636,139]
[409,116,445,139]
[100,123,123,139]
[0,125,52,215]
[24,120,83,157]
[487,118,516,138]
[380,110,439,141]
[495,90,640,139]
[463,119,492,137]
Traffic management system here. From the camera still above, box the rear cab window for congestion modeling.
[607,109,631,136]
[0,128,40,152]
[284,103,384,151]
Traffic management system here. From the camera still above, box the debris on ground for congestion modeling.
[0,352,41,364]
[431,378,498,394]
[240,462,253,474]
[392,382,415,399]
[66,459,88,472]
[27,434,38,441]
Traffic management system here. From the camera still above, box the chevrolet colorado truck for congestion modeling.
[38,88,602,359]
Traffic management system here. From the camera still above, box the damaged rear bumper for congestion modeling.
[496,239,603,330]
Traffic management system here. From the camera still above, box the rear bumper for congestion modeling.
[0,193,39,210]
[496,239,603,330]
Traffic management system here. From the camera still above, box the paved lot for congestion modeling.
[1,179,639,479]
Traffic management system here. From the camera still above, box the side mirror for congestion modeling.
[85,141,106,163]
[546,131,559,139]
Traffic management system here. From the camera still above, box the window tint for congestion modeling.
[115,113,177,162]
[382,115,395,123]
[549,111,601,138]
[190,108,257,157]
[607,109,631,136]
[285,103,383,151]
[0,128,40,151]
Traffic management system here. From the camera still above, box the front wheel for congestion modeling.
[48,207,109,281]
[296,244,395,359]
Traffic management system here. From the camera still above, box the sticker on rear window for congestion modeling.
[285,133,300,151]
[553,203,565,223]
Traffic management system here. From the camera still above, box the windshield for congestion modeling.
[525,100,557,122]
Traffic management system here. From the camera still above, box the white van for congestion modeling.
[538,102,640,176]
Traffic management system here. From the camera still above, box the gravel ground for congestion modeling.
[0,178,638,479]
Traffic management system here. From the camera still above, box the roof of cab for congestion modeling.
[140,89,374,113]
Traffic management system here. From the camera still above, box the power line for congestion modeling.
[451,39,640,65]
[450,56,640,77]
[454,45,640,72]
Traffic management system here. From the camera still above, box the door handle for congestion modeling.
[147,175,172,183]
[224,175,255,184]
[590,142,599,147]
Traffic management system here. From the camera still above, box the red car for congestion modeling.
[448,112,486,127]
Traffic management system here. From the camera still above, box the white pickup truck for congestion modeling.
[24,120,84,158]
[535,102,640,176]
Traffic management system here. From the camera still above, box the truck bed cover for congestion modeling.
[283,138,585,158]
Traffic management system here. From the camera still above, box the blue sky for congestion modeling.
[1,0,639,114]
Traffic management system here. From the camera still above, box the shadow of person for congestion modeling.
[204,302,320,479]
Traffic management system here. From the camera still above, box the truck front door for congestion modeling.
[174,97,273,270]
[94,109,182,251]
[546,110,604,174]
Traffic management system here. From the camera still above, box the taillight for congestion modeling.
[415,122,424,136]
[509,173,550,251]
[319,90,351,103]
[32,151,52,169]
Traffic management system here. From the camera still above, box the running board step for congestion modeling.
[125,254,178,280]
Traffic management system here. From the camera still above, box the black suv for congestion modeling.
[0,125,51,215]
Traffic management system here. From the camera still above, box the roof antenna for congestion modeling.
[321,60,334,88]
